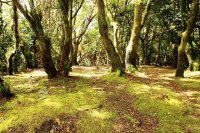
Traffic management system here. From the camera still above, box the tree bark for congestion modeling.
[58,0,73,77]
[175,0,199,77]
[126,0,142,71]
[97,0,123,74]
[0,1,2,35]
[9,1,20,75]
[8,54,14,75]
[125,0,153,71]
[156,32,162,66]
[172,45,178,68]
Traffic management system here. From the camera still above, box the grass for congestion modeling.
[101,73,128,84]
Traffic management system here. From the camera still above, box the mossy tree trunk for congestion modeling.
[97,0,123,74]
[13,0,57,78]
[125,0,153,72]
[8,1,20,75]
[58,0,73,77]
[106,8,124,67]
[126,0,142,71]
[175,0,199,77]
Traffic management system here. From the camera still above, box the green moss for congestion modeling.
[126,64,137,73]
[177,78,200,91]
[0,76,106,132]
[128,83,200,132]
[101,73,128,84]
[0,81,12,97]
[77,110,115,133]
[2,68,200,132]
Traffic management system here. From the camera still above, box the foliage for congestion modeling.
[0,80,12,99]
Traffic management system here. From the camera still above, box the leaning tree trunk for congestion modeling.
[125,0,142,71]
[125,0,153,72]
[97,0,123,74]
[37,34,57,78]
[175,0,199,77]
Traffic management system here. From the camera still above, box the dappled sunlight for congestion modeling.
[71,66,109,78]
[181,91,199,97]
[129,83,152,94]
[0,115,18,132]
[4,69,47,79]
[159,76,175,81]
[178,78,200,91]
[20,69,47,78]
[89,109,115,119]
[135,72,149,78]
[166,98,182,106]
[1,66,200,132]
[12,83,33,90]
[70,72,108,77]
[0,69,108,132]
[41,98,63,108]
[184,71,200,78]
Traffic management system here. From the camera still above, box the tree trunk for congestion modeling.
[8,54,14,75]
[172,45,178,68]
[58,0,73,77]
[38,35,57,78]
[97,0,123,74]
[126,0,142,71]
[113,21,124,67]
[32,36,38,68]
[0,1,2,35]
[9,1,20,75]
[156,33,162,66]
[20,45,32,68]
[198,58,200,71]
[125,0,153,71]
[176,0,199,77]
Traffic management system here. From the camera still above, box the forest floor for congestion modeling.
[0,66,200,133]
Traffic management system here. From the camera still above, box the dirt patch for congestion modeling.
[105,89,158,133]
[114,110,157,133]
[35,114,79,133]
[4,126,26,133]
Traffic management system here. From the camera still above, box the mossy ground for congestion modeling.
[0,66,199,132]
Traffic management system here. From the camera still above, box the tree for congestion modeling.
[12,0,57,78]
[175,0,199,77]
[97,0,123,74]
[57,0,73,77]
[8,1,20,75]
[125,0,153,72]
